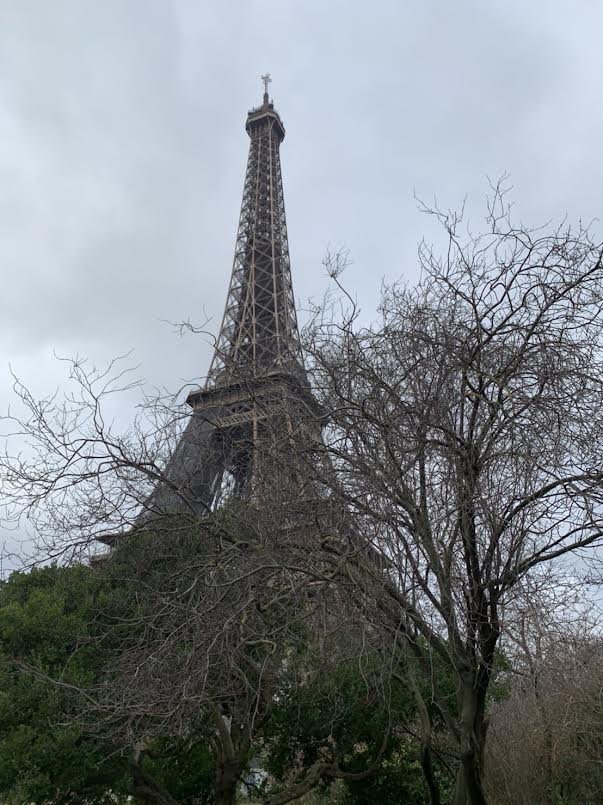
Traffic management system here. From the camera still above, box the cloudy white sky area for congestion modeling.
[1,0,602,561]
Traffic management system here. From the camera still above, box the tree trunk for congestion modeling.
[452,767,468,805]
[214,758,244,805]
[409,670,441,805]
[452,745,487,805]
[454,678,489,805]
[420,741,441,805]
[460,747,487,805]
[130,762,179,805]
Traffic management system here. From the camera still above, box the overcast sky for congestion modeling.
[1,0,603,559]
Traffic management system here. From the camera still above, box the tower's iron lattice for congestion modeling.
[148,83,322,517]
[207,93,303,388]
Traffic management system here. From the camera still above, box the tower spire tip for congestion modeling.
[260,72,272,105]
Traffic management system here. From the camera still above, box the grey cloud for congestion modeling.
[0,0,601,471]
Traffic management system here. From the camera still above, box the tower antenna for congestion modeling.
[261,72,272,103]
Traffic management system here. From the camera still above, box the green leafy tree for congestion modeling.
[0,564,132,803]
[262,655,455,805]
[0,564,216,805]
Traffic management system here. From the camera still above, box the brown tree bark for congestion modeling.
[214,758,245,805]
[130,762,179,805]
[453,676,489,805]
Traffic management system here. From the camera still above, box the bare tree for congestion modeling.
[87,504,394,805]
[1,353,186,561]
[0,370,392,804]
[485,593,603,804]
[300,183,603,803]
[4,182,603,803]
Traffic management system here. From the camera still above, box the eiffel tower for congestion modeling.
[147,77,322,518]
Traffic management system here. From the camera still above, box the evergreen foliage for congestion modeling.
[0,565,131,803]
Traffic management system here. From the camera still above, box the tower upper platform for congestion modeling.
[246,98,286,142]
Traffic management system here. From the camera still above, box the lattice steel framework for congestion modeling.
[206,92,304,388]
[142,84,322,516]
